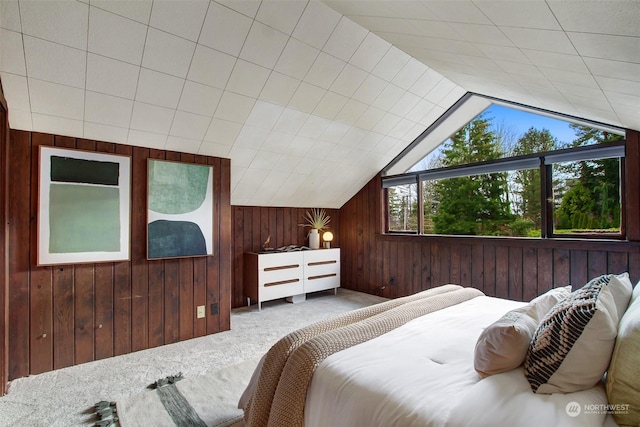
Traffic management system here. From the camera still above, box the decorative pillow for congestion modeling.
[524,274,632,394]
[474,286,571,378]
[606,278,640,426]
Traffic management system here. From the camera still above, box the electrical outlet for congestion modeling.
[196,305,205,319]
[390,277,396,285]
[211,303,219,315]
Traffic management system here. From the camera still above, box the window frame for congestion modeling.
[383,141,627,240]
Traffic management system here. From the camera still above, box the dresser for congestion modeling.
[244,248,340,310]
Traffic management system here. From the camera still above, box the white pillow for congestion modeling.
[474,286,571,377]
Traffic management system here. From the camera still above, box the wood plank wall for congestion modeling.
[339,132,640,300]
[7,130,231,380]
[0,81,8,394]
[231,206,340,308]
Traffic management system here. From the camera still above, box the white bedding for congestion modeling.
[304,296,617,427]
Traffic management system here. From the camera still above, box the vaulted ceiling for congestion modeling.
[1,1,638,208]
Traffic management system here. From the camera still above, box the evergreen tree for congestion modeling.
[555,125,622,231]
[512,128,557,228]
[432,116,513,235]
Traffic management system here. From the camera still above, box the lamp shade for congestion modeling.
[323,231,333,242]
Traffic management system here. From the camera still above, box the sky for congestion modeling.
[409,103,581,171]
[483,104,578,145]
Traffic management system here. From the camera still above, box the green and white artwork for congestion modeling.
[38,147,131,265]
[147,159,214,259]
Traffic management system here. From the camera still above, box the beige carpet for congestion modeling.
[0,289,386,427]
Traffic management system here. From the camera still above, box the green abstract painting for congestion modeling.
[147,159,214,259]
[38,147,131,265]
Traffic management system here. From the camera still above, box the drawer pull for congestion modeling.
[308,273,337,280]
[265,264,300,271]
[308,260,337,266]
[264,278,300,287]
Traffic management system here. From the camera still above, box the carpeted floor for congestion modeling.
[0,289,386,427]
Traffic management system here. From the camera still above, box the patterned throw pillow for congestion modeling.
[474,286,571,378]
[524,274,632,394]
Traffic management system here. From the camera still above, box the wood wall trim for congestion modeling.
[0,78,8,394]
[7,130,232,380]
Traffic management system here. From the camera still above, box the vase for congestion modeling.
[308,229,320,249]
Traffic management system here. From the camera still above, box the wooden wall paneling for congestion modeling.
[430,242,441,288]
[378,239,388,296]
[193,256,207,338]
[73,264,94,365]
[94,141,116,359]
[1,85,8,394]
[588,251,607,280]
[179,258,194,341]
[471,244,483,293]
[94,263,114,359]
[29,133,54,374]
[459,244,472,288]
[206,157,221,334]
[218,158,231,332]
[112,143,132,357]
[411,241,421,294]
[608,251,629,275]
[251,207,260,253]
[355,186,365,291]
[625,130,639,241]
[507,247,523,301]
[483,245,496,296]
[147,149,166,348]
[8,130,31,379]
[536,248,553,296]
[420,240,431,291]
[390,240,400,297]
[522,247,538,301]
[553,249,570,288]
[439,243,451,285]
[629,251,640,285]
[449,243,460,285]
[494,246,508,299]
[52,265,74,369]
[570,250,588,288]
[164,259,180,343]
[7,129,233,377]
[131,147,150,352]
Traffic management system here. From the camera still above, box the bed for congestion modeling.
[240,276,639,427]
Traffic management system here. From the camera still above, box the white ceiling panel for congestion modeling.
[0,29,26,76]
[88,7,147,65]
[255,0,307,35]
[148,0,208,41]
[0,0,637,210]
[20,0,88,50]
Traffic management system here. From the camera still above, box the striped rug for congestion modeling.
[94,358,258,427]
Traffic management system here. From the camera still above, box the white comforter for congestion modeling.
[304,296,616,427]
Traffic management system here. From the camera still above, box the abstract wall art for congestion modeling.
[38,147,131,265]
[147,159,214,259]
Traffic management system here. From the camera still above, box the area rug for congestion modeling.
[95,358,259,427]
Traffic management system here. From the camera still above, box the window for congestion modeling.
[386,182,418,233]
[384,96,626,239]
